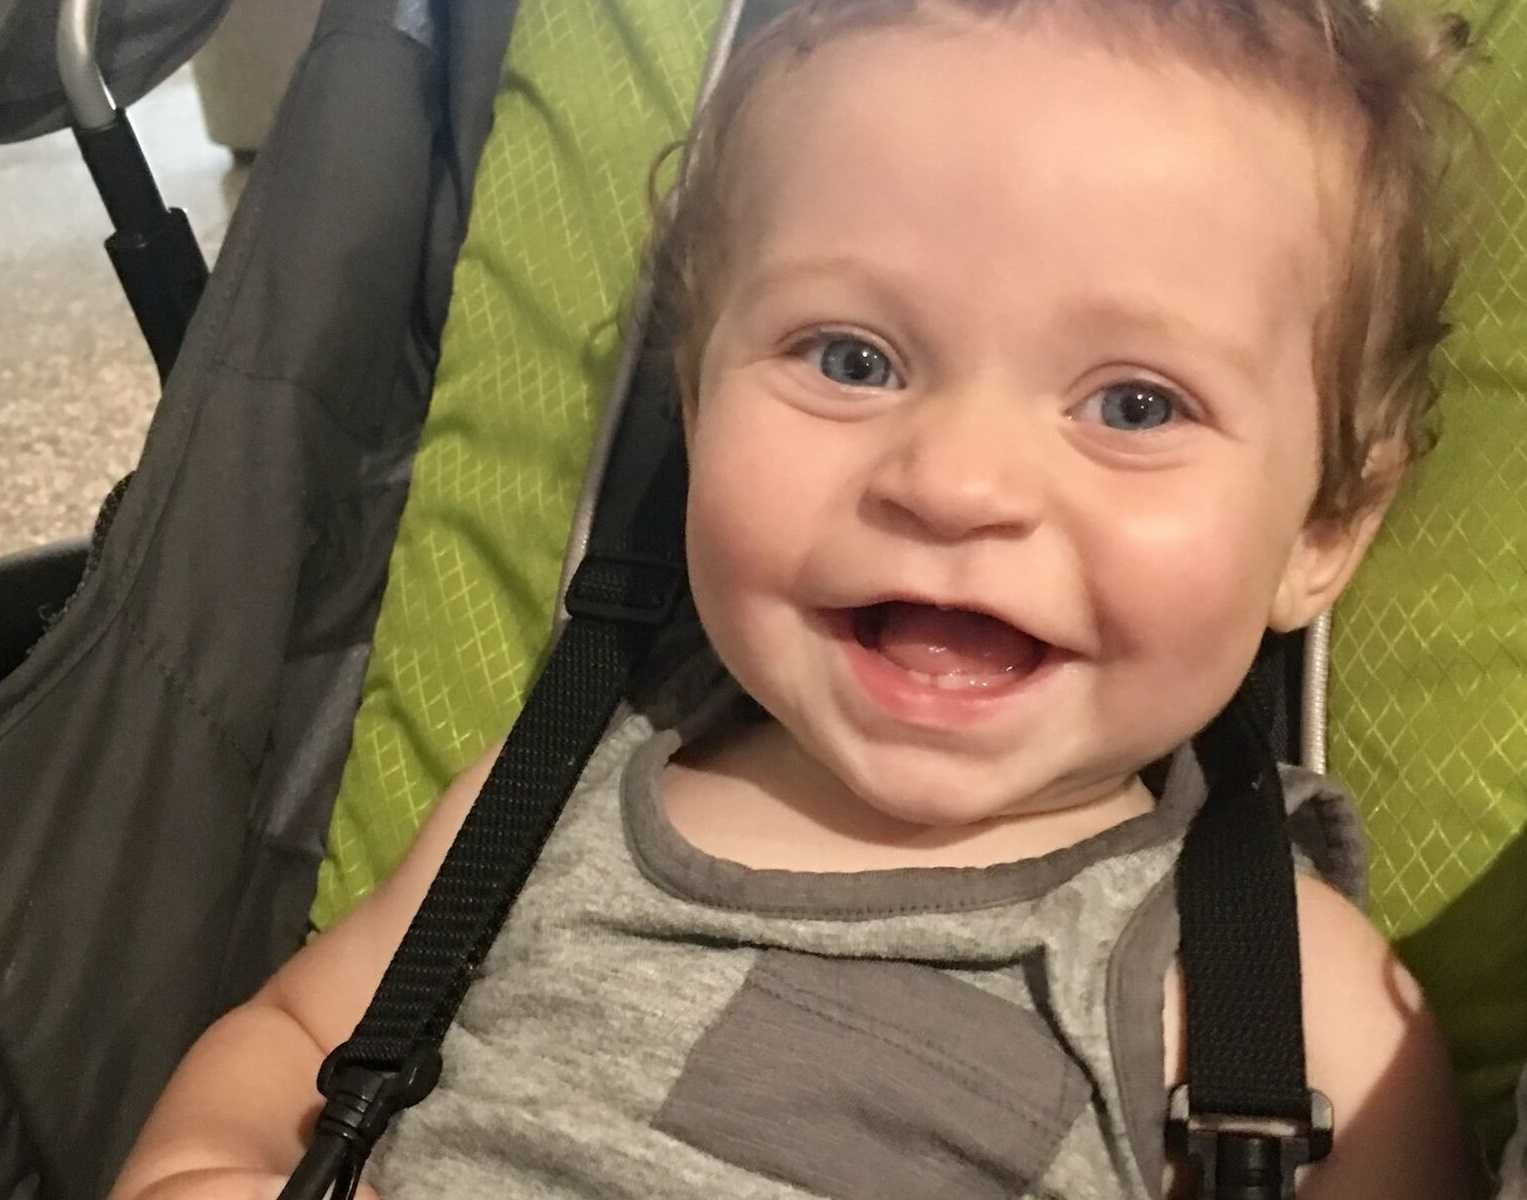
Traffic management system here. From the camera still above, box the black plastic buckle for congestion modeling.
[565,552,682,626]
[315,1045,443,1142]
[277,1047,443,1200]
[1167,1086,1333,1200]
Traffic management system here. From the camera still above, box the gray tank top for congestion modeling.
[366,650,1363,1199]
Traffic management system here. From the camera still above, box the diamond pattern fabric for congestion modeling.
[1328,0,1527,1156]
[312,0,719,929]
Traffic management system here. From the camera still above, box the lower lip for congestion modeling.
[830,613,1062,728]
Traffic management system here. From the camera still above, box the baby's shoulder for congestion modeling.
[1164,876,1475,1198]
[1287,875,1476,1198]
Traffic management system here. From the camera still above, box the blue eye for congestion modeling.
[1093,382,1178,431]
[811,336,901,389]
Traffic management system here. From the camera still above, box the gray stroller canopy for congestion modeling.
[0,0,229,142]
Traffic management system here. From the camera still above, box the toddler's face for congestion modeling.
[683,17,1368,827]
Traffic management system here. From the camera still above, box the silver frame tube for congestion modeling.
[1301,610,1332,773]
[57,0,116,132]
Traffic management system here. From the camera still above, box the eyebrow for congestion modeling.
[732,253,946,350]
[1048,294,1272,384]
[741,253,918,305]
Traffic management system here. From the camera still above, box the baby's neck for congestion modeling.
[662,720,1157,873]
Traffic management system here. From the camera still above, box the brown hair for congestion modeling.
[651,0,1473,522]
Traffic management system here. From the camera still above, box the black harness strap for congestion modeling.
[1173,688,1333,1199]
[265,0,802,1184]
[272,5,771,1193]
[276,419,689,1200]
[336,555,682,1065]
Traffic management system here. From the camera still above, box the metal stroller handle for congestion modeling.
[56,0,115,132]
[55,0,210,381]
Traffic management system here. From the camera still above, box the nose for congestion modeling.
[864,389,1045,541]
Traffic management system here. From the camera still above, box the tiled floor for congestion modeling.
[0,69,247,557]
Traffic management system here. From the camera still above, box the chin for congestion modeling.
[844,773,1029,831]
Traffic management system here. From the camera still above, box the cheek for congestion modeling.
[685,465,741,617]
[684,389,851,586]
[683,418,807,639]
[684,488,755,692]
[685,480,758,607]
[1096,486,1296,669]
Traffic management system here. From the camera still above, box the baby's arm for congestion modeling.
[1166,873,1478,1190]
[109,741,503,1200]
[1290,875,1482,1199]
[1165,875,1481,1199]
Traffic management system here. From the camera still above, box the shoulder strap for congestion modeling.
[273,187,698,1196]
[1173,675,1334,1200]
[278,396,688,1200]
[275,2,773,1187]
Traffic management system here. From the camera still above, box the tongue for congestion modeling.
[873,602,1042,677]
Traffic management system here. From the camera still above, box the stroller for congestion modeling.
[1,0,1525,1197]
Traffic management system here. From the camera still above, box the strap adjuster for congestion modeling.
[565,552,682,626]
[279,1047,443,1200]
[314,1044,443,1147]
[1167,1085,1333,1199]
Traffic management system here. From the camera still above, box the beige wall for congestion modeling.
[191,0,324,153]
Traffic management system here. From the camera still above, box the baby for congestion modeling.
[112,1,1479,1197]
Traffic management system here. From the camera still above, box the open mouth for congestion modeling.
[850,600,1048,692]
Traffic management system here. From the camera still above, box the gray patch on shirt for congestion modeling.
[656,949,1091,1199]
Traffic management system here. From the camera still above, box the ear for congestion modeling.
[1269,457,1401,633]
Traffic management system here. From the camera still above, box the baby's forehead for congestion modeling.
[719,18,1346,325]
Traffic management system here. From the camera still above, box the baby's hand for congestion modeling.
[128,1169,381,1200]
